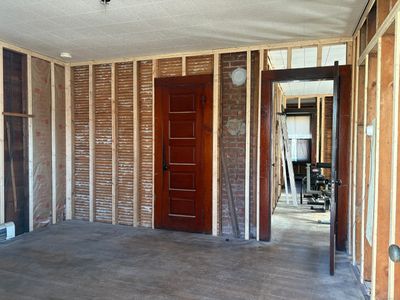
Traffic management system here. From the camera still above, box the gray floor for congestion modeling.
[0,201,363,300]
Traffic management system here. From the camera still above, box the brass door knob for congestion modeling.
[389,244,400,263]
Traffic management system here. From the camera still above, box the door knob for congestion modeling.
[389,244,400,263]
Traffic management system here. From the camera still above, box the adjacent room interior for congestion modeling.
[0,1,400,299]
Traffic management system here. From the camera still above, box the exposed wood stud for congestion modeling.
[111,63,117,225]
[321,97,326,162]
[360,54,369,283]
[388,11,400,299]
[212,53,220,236]
[0,41,65,66]
[317,45,322,66]
[244,50,251,240]
[371,38,382,300]
[287,47,292,69]
[88,64,95,222]
[0,46,3,224]
[358,1,400,65]
[70,38,351,67]
[351,33,361,265]
[65,65,73,220]
[256,49,265,241]
[316,97,321,162]
[27,55,33,231]
[51,62,57,225]
[152,59,157,229]
[133,61,139,227]
[182,56,186,76]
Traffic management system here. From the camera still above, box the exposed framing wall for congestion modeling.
[350,1,400,299]
[0,40,67,232]
[67,37,352,239]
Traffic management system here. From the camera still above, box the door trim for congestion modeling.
[259,65,352,243]
[154,74,213,233]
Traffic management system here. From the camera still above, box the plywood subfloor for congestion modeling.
[0,201,363,300]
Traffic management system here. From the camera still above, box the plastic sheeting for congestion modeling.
[32,57,52,228]
[55,64,66,222]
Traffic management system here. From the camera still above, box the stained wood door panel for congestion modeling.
[155,75,212,233]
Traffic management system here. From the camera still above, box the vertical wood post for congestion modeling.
[65,65,73,220]
[88,64,94,222]
[0,47,3,224]
[27,55,33,231]
[244,50,251,240]
[111,63,117,225]
[212,53,220,236]
[133,61,139,227]
[51,62,57,224]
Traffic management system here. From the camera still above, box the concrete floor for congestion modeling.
[0,201,363,300]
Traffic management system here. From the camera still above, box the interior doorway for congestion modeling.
[260,65,352,275]
[154,75,213,233]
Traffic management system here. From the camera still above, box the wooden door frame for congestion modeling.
[154,74,213,233]
[259,65,352,248]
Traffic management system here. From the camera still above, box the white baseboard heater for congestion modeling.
[0,222,15,242]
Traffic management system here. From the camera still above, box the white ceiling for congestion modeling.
[280,80,333,97]
[0,0,367,62]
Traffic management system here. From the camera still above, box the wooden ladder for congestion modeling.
[279,114,298,206]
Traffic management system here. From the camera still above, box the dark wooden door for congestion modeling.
[155,75,212,233]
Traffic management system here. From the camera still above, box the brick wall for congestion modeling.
[220,52,247,237]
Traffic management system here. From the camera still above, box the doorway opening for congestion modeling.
[260,65,352,275]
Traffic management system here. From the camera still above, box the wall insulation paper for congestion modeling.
[31,57,52,228]
[116,62,134,225]
[55,64,66,222]
[94,64,112,223]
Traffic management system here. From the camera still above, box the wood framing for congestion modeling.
[133,61,139,227]
[212,53,220,236]
[65,65,73,220]
[27,55,33,231]
[244,50,251,240]
[111,63,117,225]
[256,49,265,241]
[88,64,95,222]
[388,11,400,300]
[51,62,57,225]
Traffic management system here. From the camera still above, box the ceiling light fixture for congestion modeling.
[60,52,72,59]
[100,0,111,6]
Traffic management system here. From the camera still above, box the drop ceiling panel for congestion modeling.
[0,0,367,62]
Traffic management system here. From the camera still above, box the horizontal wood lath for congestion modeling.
[72,66,90,220]
[186,55,214,75]
[138,60,153,227]
[157,57,182,78]
[116,62,134,225]
[94,64,112,223]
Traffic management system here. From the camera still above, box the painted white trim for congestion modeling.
[212,53,220,236]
